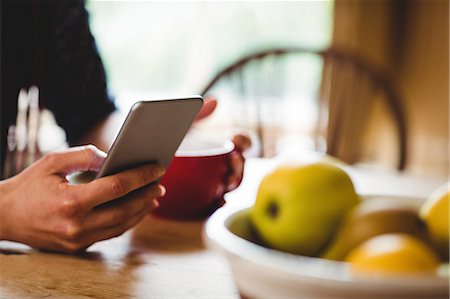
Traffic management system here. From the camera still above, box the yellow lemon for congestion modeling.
[345,233,441,275]
[419,182,449,260]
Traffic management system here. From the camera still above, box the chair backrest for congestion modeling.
[200,47,407,170]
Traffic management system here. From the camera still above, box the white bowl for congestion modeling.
[204,199,449,299]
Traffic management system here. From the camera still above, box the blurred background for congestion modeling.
[85,0,448,178]
[86,1,333,106]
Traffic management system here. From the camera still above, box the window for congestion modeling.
[86,1,334,156]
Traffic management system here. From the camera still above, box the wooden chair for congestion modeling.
[200,47,407,170]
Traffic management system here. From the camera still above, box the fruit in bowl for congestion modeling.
[250,162,360,256]
[249,162,448,275]
[204,204,449,299]
[322,197,430,260]
[204,162,449,298]
[345,233,441,275]
[419,183,449,260]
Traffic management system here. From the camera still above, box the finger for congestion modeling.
[41,145,106,175]
[78,206,150,248]
[232,133,252,152]
[195,96,217,121]
[73,164,165,209]
[226,174,242,191]
[85,184,165,230]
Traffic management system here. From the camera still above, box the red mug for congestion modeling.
[152,138,243,219]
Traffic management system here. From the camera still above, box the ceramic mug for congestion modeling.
[152,136,243,219]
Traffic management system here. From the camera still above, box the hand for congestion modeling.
[226,133,252,191]
[0,145,166,253]
[195,96,252,191]
[195,96,218,122]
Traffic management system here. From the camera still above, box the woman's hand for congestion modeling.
[196,96,252,191]
[0,145,165,253]
[226,133,252,190]
[195,96,218,122]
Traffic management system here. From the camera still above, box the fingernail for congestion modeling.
[152,199,160,208]
[159,184,166,197]
[85,144,107,158]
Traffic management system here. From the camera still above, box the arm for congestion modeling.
[0,145,165,253]
[37,1,117,147]
[194,97,252,190]
[0,2,162,253]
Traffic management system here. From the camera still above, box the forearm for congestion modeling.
[0,146,165,253]
[0,177,17,241]
[0,180,8,240]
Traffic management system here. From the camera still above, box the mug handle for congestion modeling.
[225,131,252,193]
[224,145,245,193]
[198,144,245,218]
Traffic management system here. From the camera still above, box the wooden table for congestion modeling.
[0,158,446,299]
[0,215,238,298]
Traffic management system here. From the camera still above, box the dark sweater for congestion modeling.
[1,0,116,176]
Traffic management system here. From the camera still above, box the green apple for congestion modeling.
[250,162,360,256]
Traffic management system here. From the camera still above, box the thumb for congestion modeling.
[42,145,106,175]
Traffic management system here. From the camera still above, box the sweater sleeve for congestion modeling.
[37,0,116,144]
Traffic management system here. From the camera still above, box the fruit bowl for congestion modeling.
[203,198,449,299]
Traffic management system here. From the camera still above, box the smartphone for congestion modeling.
[96,96,203,178]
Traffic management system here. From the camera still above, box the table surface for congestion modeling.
[0,157,446,299]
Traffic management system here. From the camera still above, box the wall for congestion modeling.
[395,0,449,177]
[333,0,448,177]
